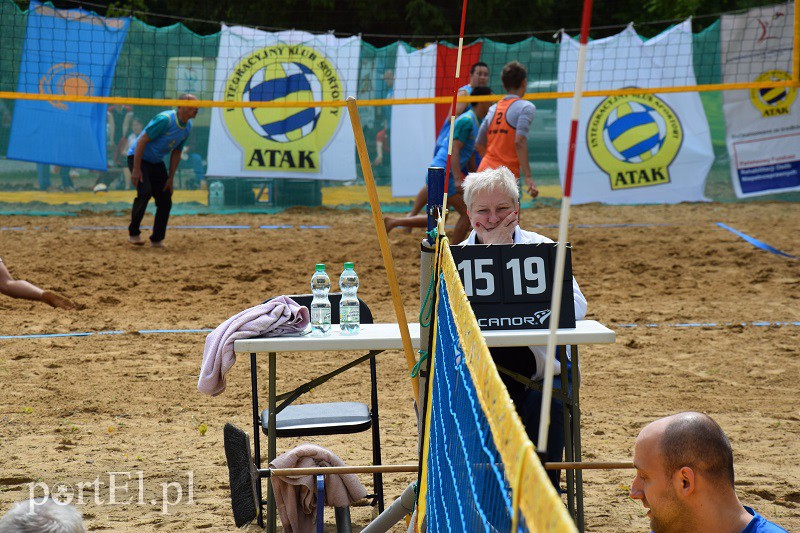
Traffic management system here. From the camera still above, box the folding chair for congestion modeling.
[260,294,384,517]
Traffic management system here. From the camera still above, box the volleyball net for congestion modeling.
[416,240,575,532]
[0,0,797,208]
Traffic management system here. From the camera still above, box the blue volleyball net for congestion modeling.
[416,241,575,532]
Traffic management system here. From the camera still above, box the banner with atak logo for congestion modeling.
[7,1,129,170]
[721,3,800,198]
[207,26,359,180]
[557,22,713,204]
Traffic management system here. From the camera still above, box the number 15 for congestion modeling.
[457,259,495,297]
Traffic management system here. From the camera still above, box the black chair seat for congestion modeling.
[262,402,372,438]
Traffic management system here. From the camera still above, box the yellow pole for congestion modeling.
[794,0,799,83]
[346,96,420,404]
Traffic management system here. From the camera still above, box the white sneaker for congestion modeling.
[150,240,165,248]
[129,235,145,246]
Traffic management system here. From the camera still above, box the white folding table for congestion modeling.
[234,319,615,532]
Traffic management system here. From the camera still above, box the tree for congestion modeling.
[12,0,786,40]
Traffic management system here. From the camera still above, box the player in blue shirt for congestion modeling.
[127,94,198,247]
[433,62,489,155]
[384,86,493,243]
[631,412,788,533]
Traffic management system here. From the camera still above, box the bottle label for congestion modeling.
[340,307,360,323]
[312,307,331,324]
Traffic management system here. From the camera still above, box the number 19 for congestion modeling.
[506,257,546,295]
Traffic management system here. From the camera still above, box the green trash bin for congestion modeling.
[272,179,322,207]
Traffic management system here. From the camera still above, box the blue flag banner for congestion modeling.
[7,1,129,171]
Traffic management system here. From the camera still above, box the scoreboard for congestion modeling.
[449,243,576,330]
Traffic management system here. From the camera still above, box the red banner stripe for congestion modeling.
[434,41,483,131]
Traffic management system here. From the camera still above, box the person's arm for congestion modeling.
[130,133,151,187]
[514,134,537,198]
[121,110,133,141]
[454,88,470,116]
[572,278,587,320]
[373,138,384,166]
[451,139,465,188]
[165,148,181,193]
[475,107,492,158]
[107,111,115,149]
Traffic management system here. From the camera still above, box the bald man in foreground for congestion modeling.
[630,412,787,533]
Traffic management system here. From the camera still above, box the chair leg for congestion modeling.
[335,506,352,533]
[571,346,585,532]
[317,475,325,533]
[369,355,385,513]
[560,347,576,521]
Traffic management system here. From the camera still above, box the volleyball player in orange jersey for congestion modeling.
[476,61,539,198]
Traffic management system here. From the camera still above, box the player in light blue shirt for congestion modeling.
[384,86,493,243]
[127,94,198,247]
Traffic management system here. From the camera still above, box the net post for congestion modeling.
[346,96,419,405]
[537,0,594,453]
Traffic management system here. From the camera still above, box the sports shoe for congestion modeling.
[129,235,145,246]
[150,240,165,248]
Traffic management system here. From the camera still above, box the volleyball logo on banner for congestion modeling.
[39,62,93,111]
[750,70,796,117]
[222,44,343,172]
[587,93,682,190]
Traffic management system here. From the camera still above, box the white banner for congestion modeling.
[721,3,800,198]
[390,44,437,197]
[207,26,359,180]
[557,22,713,204]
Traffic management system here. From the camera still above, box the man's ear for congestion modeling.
[675,466,696,497]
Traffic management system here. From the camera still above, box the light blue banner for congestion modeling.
[7,1,129,170]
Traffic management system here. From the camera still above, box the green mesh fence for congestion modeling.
[0,0,797,215]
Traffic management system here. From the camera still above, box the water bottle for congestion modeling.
[339,262,360,335]
[209,180,224,209]
[310,264,332,336]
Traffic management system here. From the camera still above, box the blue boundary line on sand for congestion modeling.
[1,323,798,340]
[717,222,798,260]
[63,225,332,231]
[0,328,212,340]
[5,223,672,233]
[613,321,800,328]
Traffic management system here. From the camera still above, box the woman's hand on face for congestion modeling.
[475,209,517,244]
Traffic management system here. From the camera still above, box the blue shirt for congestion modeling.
[741,506,788,533]
[430,108,480,171]
[128,110,192,164]
[434,83,473,153]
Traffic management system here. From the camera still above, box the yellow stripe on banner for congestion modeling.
[439,242,576,533]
